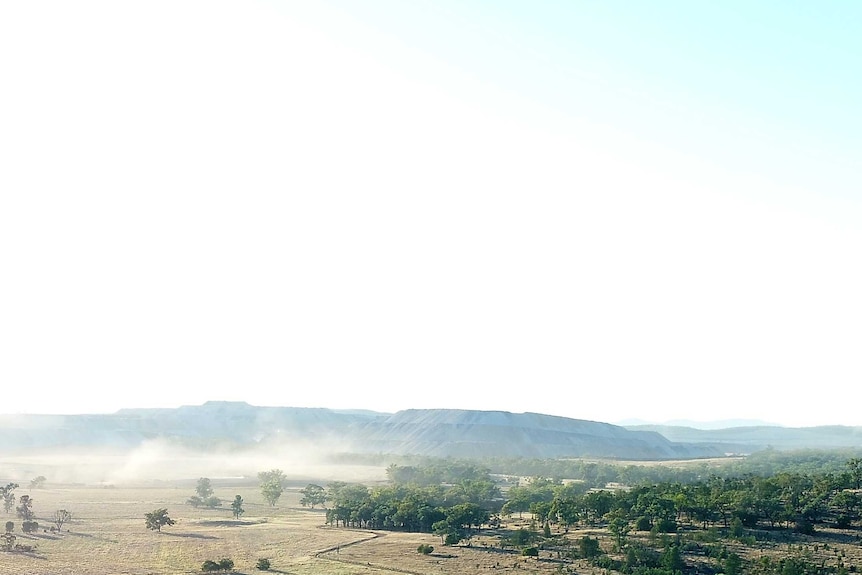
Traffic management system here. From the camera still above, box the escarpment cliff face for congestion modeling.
[352,409,719,459]
[0,402,721,460]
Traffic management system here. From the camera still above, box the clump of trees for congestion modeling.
[323,473,500,546]
[201,558,234,571]
[15,495,39,533]
[187,478,221,509]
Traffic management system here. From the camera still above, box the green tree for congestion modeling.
[0,483,16,514]
[661,541,684,573]
[231,495,245,519]
[261,479,283,507]
[847,458,862,489]
[300,484,327,509]
[606,509,630,551]
[16,495,34,521]
[189,477,221,508]
[196,477,214,499]
[578,536,602,558]
[144,508,175,532]
[258,469,286,486]
[724,551,743,575]
[432,519,463,544]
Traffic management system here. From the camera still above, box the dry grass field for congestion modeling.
[0,480,599,575]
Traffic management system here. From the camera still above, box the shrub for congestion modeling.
[635,516,652,531]
[22,521,39,534]
[579,536,602,559]
[522,546,539,557]
[256,558,271,570]
[417,544,434,554]
[201,558,234,572]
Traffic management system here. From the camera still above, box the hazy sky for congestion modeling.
[2,1,860,427]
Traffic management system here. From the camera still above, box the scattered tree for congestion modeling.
[196,477,213,499]
[1,532,15,552]
[607,509,631,551]
[417,543,434,554]
[231,495,244,519]
[257,469,286,486]
[300,484,326,508]
[256,557,271,570]
[52,509,72,531]
[188,477,221,508]
[144,508,175,532]
[0,483,16,514]
[4,521,12,533]
[16,495,34,521]
[724,551,743,575]
[29,476,46,489]
[260,480,283,507]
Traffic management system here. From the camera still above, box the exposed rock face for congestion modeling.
[0,402,722,460]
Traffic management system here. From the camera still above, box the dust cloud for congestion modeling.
[0,437,387,487]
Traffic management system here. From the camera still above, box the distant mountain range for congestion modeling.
[624,423,862,452]
[0,402,859,460]
[614,418,780,430]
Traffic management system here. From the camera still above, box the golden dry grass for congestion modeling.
[1,481,603,575]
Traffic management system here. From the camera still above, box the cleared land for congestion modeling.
[0,482,595,575]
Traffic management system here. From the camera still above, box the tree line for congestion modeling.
[321,458,862,543]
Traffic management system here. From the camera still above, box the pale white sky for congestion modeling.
[1,1,860,427]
